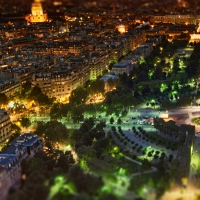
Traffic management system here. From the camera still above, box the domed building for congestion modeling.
[25,0,48,23]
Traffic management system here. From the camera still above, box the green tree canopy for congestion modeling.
[87,79,105,96]
[69,87,88,105]
[35,121,68,146]
[20,117,31,128]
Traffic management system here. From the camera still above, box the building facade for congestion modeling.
[0,133,43,200]
[0,110,11,145]
[32,65,90,100]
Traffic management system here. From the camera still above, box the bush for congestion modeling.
[120,138,124,142]
[137,148,141,153]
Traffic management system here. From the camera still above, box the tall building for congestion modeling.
[25,0,48,23]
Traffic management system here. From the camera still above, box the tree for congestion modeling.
[67,165,103,195]
[56,153,71,172]
[110,117,114,124]
[0,93,8,105]
[35,121,68,146]
[69,87,88,105]
[79,118,95,133]
[96,121,106,130]
[173,58,180,74]
[71,105,84,123]
[70,130,83,146]
[50,103,62,121]
[21,157,44,176]
[21,81,31,97]
[117,118,122,124]
[7,123,21,143]
[21,171,49,200]
[45,121,68,145]
[88,79,105,96]
[37,93,52,106]
[29,86,42,101]
[76,145,97,161]
[60,103,70,117]
[20,117,31,128]
[7,191,27,200]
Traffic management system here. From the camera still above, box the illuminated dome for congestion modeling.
[25,0,48,23]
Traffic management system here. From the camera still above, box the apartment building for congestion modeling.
[0,165,10,200]
[32,64,90,100]
[149,14,200,25]
[89,51,108,80]
[128,29,146,50]
[13,66,36,84]
[0,79,20,97]
[132,42,153,59]
[0,110,11,145]
[0,133,43,200]
[112,62,133,75]
[0,154,20,200]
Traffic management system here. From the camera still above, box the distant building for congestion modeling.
[25,0,48,23]
[0,110,11,145]
[149,14,200,25]
[112,62,133,75]
[132,42,153,59]
[32,65,90,100]
[120,55,138,66]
